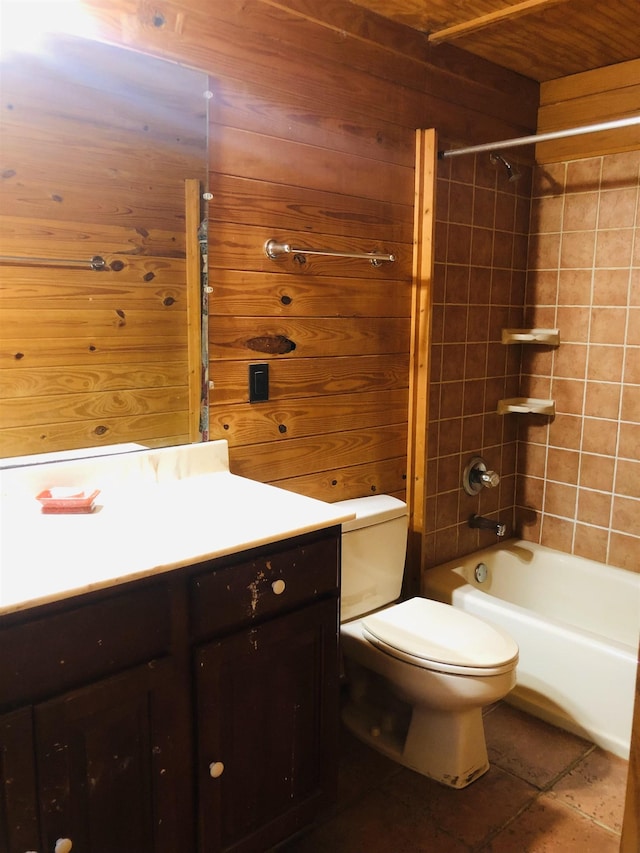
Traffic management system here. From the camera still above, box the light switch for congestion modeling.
[249,363,269,402]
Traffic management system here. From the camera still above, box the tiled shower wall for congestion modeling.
[424,151,532,568]
[518,151,640,571]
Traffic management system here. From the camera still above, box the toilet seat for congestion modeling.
[361,597,519,677]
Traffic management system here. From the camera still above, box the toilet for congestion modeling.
[337,494,518,789]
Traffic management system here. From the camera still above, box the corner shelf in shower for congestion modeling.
[497,398,555,416]
[501,328,560,345]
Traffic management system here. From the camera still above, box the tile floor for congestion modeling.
[280,702,628,852]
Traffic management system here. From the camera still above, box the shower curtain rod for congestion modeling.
[439,114,640,159]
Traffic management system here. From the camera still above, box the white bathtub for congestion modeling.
[422,539,640,758]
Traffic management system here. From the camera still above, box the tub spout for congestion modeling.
[469,514,506,538]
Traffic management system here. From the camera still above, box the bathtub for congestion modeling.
[422,539,640,758]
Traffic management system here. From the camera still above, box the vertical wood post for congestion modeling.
[621,643,640,852]
[185,178,203,443]
[405,129,437,596]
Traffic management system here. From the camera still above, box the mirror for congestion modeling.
[0,33,208,461]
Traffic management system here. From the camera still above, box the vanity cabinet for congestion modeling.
[196,600,339,852]
[0,583,191,853]
[0,526,340,853]
[191,530,340,853]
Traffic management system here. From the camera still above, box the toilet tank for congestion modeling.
[334,495,408,622]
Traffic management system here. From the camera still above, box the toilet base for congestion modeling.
[342,696,490,789]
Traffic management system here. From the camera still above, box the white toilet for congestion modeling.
[337,494,518,789]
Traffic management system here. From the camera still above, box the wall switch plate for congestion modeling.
[249,363,269,402]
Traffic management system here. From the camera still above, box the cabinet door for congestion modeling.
[196,597,339,853]
[34,658,192,853]
[0,707,41,853]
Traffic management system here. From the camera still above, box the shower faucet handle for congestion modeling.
[463,456,500,495]
[478,469,500,488]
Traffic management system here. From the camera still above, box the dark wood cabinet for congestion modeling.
[196,598,339,853]
[34,659,189,853]
[0,707,40,852]
[0,526,340,853]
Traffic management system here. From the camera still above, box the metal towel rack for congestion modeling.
[0,254,107,270]
[264,239,395,266]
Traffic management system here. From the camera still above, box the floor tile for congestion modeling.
[551,747,629,833]
[337,725,400,805]
[483,791,621,852]
[381,763,537,849]
[484,703,593,788]
[281,787,468,852]
[281,709,627,853]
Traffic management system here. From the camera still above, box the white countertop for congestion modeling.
[0,441,353,616]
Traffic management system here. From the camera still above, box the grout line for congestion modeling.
[475,743,600,851]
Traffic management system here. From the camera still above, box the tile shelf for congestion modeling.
[497,398,556,416]
[501,328,560,345]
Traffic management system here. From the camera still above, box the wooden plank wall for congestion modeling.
[69,0,536,501]
[0,35,207,457]
[537,58,640,162]
[1,0,538,499]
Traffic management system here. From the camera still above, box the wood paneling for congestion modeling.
[1,1,536,481]
[537,58,640,162]
[621,648,640,853]
[340,0,640,83]
[0,34,207,457]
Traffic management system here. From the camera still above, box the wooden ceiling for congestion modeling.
[347,0,640,82]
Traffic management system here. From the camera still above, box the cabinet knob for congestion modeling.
[55,841,73,853]
[209,761,225,778]
[271,579,286,595]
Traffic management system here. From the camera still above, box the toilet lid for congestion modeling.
[361,597,519,673]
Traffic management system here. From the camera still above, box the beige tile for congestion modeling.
[601,150,640,187]
[624,348,640,385]
[547,413,581,450]
[598,188,638,229]
[544,481,577,518]
[595,228,634,268]
[576,489,612,527]
[618,422,640,460]
[565,158,601,192]
[556,305,590,343]
[589,307,627,345]
[560,230,596,269]
[563,192,598,231]
[546,447,579,484]
[585,345,624,383]
[553,378,585,415]
[447,223,472,264]
[573,523,609,563]
[626,308,640,346]
[579,453,615,492]
[554,343,587,379]
[558,268,592,304]
[445,264,470,304]
[583,381,621,420]
[581,417,618,456]
[518,442,547,477]
[609,532,640,571]
[540,515,575,551]
[529,232,561,269]
[592,267,631,306]
[621,384,640,422]
[611,495,640,537]
[615,459,640,499]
